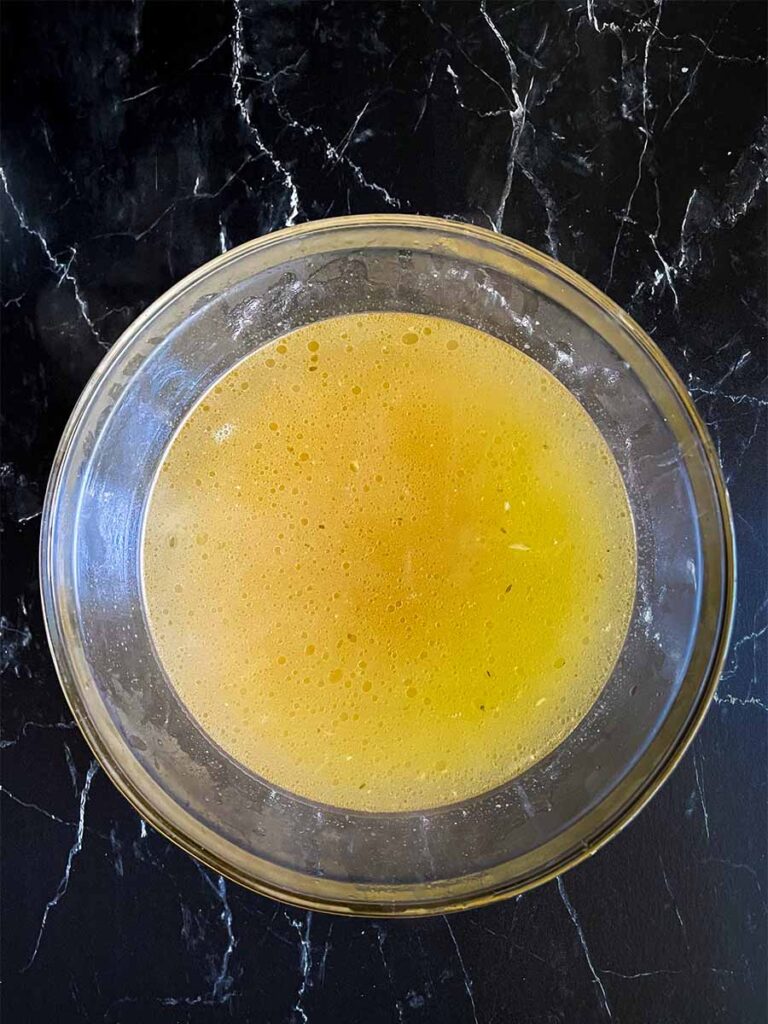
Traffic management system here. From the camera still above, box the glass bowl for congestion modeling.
[40,215,734,916]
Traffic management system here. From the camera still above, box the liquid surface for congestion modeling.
[143,313,636,812]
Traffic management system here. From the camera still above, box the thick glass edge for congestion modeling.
[39,214,737,916]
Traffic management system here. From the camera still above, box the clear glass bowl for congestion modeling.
[40,215,734,916]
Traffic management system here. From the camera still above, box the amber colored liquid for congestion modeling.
[143,312,636,811]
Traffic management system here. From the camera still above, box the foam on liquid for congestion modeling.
[143,312,636,812]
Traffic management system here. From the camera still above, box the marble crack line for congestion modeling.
[233,49,308,90]
[692,743,711,843]
[586,0,600,33]
[585,0,613,34]
[704,348,753,391]
[373,924,405,1023]
[188,35,229,73]
[688,383,768,410]
[714,622,768,709]
[445,62,511,120]
[443,916,479,1024]
[318,922,333,985]
[198,868,237,1003]
[64,742,80,797]
[131,2,143,55]
[415,59,439,132]
[688,32,767,66]
[480,0,530,233]
[438,10,511,105]
[662,13,737,134]
[652,128,768,300]
[121,82,164,104]
[519,163,561,258]
[218,213,230,254]
[714,692,768,711]
[648,233,679,309]
[191,156,258,201]
[0,718,77,749]
[657,25,767,65]
[334,100,371,163]
[631,182,696,308]
[676,186,698,276]
[95,157,256,244]
[646,175,679,309]
[720,618,768,684]
[733,410,764,480]
[662,56,704,133]
[704,857,764,894]
[22,761,98,972]
[373,924,394,984]
[610,130,654,289]
[212,875,235,1002]
[287,910,313,1024]
[268,84,399,208]
[107,991,228,1014]
[0,786,77,826]
[0,167,102,346]
[231,0,299,226]
[556,878,613,1021]
[659,856,688,947]
[603,968,681,979]
[607,0,663,286]
[106,870,235,1014]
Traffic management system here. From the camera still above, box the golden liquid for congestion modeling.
[143,313,636,812]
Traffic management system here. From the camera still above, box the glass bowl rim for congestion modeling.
[39,213,736,916]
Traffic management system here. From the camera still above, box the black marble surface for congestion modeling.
[2,2,766,1021]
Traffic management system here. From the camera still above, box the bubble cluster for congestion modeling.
[143,312,636,812]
